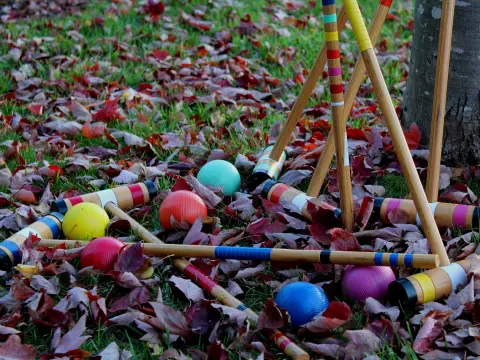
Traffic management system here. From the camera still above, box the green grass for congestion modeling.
[0,0,461,358]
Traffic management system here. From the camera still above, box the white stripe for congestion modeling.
[442,263,468,292]
[97,189,118,208]
[292,193,313,212]
[416,202,439,227]
[17,227,42,239]
[343,132,349,166]
[331,101,344,107]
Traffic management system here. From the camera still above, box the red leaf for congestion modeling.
[114,242,145,273]
[346,128,368,141]
[387,208,409,224]
[344,329,381,359]
[92,100,123,122]
[413,317,444,354]
[54,314,90,354]
[169,275,204,302]
[109,287,150,312]
[327,228,361,251]
[258,298,289,330]
[150,49,170,61]
[143,0,165,17]
[403,123,421,150]
[206,341,228,360]
[11,189,36,203]
[0,335,37,360]
[185,300,221,335]
[12,279,35,301]
[149,302,190,338]
[82,121,106,139]
[28,104,43,116]
[304,301,351,333]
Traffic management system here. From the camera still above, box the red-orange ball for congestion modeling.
[80,237,125,271]
[159,190,208,229]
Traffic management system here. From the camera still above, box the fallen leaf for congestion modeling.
[169,275,204,303]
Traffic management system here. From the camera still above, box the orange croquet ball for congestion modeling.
[159,190,207,229]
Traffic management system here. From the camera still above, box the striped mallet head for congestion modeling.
[388,259,471,307]
[51,181,157,214]
[0,212,64,270]
[248,145,287,191]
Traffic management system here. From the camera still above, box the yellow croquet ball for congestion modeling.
[62,203,110,241]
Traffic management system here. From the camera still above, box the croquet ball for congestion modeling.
[159,190,208,229]
[62,203,110,241]
[197,160,241,196]
[80,237,124,271]
[274,282,329,327]
[342,265,396,302]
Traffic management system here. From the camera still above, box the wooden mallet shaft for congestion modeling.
[322,0,354,232]
[268,6,348,162]
[425,0,456,202]
[37,240,440,269]
[307,0,393,197]
[343,0,450,266]
[102,203,309,360]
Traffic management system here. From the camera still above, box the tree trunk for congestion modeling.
[403,0,480,166]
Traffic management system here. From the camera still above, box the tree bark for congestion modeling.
[403,0,480,165]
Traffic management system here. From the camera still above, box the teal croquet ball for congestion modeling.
[197,160,241,196]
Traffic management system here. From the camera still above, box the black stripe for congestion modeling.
[473,207,480,230]
[143,180,158,199]
[261,179,277,199]
[388,278,417,307]
[371,197,384,223]
[0,248,13,271]
[319,250,331,264]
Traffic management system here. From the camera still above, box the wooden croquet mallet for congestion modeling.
[426,0,456,202]
[103,203,309,360]
[37,240,441,269]
[343,0,450,266]
[321,0,354,232]
[267,7,348,162]
[307,0,393,197]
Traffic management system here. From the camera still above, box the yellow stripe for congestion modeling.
[343,0,372,51]
[411,273,436,303]
[325,31,338,41]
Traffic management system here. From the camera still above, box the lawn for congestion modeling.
[0,0,479,359]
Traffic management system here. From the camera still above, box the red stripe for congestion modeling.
[279,338,292,350]
[327,49,340,59]
[68,196,83,206]
[271,331,284,342]
[380,0,393,7]
[184,264,217,292]
[127,184,144,205]
[269,184,289,203]
[330,84,343,94]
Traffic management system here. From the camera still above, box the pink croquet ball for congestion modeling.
[342,265,396,302]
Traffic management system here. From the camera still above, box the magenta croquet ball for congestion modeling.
[80,237,125,271]
[342,265,396,302]
[274,282,329,327]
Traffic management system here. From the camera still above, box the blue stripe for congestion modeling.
[374,253,383,266]
[214,247,272,261]
[404,254,414,268]
[390,253,399,267]
[322,0,335,5]
[39,217,61,238]
[323,13,337,23]
[0,240,22,265]
[237,304,247,311]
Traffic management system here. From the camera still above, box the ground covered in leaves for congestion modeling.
[1,0,480,359]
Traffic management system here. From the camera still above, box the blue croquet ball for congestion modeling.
[274,282,329,327]
[197,160,241,196]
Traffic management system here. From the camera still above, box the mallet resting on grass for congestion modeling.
[37,240,441,269]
